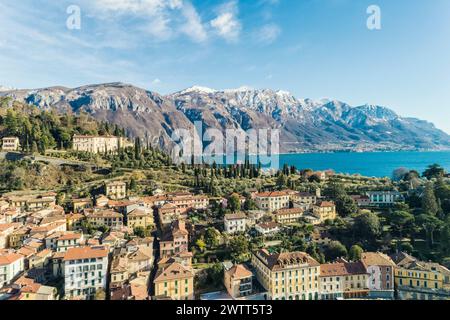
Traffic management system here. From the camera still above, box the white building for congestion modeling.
[1,137,20,151]
[63,246,109,299]
[367,191,404,207]
[0,253,24,288]
[255,191,290,212]
[73,135,131,154]
[224,213,247,234]
[255,222,281,236]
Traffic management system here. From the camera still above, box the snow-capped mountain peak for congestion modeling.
[179,86,217,95]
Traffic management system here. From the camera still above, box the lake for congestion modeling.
[277,151,450,178]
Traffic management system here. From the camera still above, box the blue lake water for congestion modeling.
[277,151,450,178]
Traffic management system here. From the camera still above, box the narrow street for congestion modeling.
[148,207,162,298]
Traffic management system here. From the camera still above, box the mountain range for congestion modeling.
[1,82,449,153]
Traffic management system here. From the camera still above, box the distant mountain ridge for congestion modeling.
[1,82,449,153]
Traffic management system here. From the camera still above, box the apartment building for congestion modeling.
[86,210,123,229]
[274,208,304,225]
[105,181,127,200]
[154,262,194,300]
[361,252,396,299]
[252,249,320,300]
[312,201,337,224]
[224,212,247,234]
[63,246,109,299]
[391,252,450,300]
[224,264,253,299]
[255,222,281,236]
[127,208,154,230]
[319,261,369,300]
[159,220,189,259]
[367,191,404,207]
[255,191,290,212]
[291,192,317,205]
[6,194,56,211]
[0,253,24,288]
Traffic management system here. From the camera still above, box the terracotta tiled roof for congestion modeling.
[63,246,108,261]
[0,253,23,266]
[318,201,335,207]
[361,252,396,267]
[225,212,246,220]
[320,261,367,277]
[274,208,304,216]
[226,264,253,279]
[256,191,290,198]
[154,262,194,282]
[256,250,320,271]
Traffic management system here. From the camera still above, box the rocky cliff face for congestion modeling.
[2,82,449,153]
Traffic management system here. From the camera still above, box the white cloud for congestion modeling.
[210,1,242,42]
[255,23,281,44]
[180,2,207,43]
[91,0,206,42]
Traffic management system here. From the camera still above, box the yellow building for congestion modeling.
[312,201,337,224]
[154,262,194,300]
[127,208,154,230]
[391,252,450,300]
[8,227,30,249]
[86,210,123,229]
[224,264,253,299]
[274,208,304,225]
[251,249,320,300]
[66,213,85,231]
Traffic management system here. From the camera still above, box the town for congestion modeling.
[0,103,449,301]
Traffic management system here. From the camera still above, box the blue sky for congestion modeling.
[1,0,450,133]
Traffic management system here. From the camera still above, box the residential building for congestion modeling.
[73,135,130,154]
[0,253,24,288]
[63,246,109,299]
[154,262,194,300]
[291,192,317,205]
[391,252,450,300]
[160,220,189,259]
[72,198,92,213]
[1,137,20,151]
[12,276,58,300]
[251,249,320,300]
[312,201,337,224]
[367,191,404,207]
[255,191,290,212]
[351,195,371,207]
[127,208,154,231]
[224,264,253,299]
[0,223,21,248]
[66,213,85,231]
[274,208,304,225]
[158,203,182,228]
[361,252,396,299]
[6,194,56,211]
[224,212,247,234]
[320,261,370,300]
[105,181,127,200]
[86,210,123,229]
[255,222,281,236]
